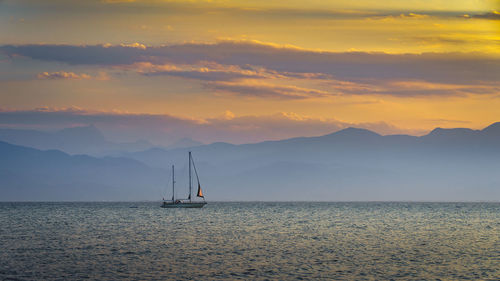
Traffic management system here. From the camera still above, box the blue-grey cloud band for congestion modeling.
[1,41,498,84]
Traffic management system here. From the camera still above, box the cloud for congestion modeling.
[37,71,91,80]
[425,118,471,124]
[0,44,146,65]
[330,80,500,97]
[102,0,137,3]
[2,40,497,83]
[372,12,430,20]
[412,36,481,45]
[461,11,500,20]
[223,110,235,120]
[1,40,499,98]
[381,80,500,97]
[128,62,272,81]
[0,1,390,19]
[399,12,428,19]
[5,1,497,22]
[205,81,331,99]
[36,71,109,81]
[117,42,147,49]
[0,108,423,144]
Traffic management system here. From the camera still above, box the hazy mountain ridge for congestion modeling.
[0,125,206,156]
[122,122,500,201]
[0,140,167,201]
[1,122,499,201]
[127,122,500,169]
[0,125,153,156]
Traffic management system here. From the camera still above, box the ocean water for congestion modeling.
[0,202,498,280]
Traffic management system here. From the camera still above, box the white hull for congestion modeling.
[161,202,206,208]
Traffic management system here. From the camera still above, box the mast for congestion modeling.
[188,151,192,202]
[171,165,175,202]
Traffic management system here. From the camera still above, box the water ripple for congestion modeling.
[0,202,499,280]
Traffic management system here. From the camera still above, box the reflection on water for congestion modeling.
[0,202,499,280]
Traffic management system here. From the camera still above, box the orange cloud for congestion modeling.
[37,71,110,81]
[126,61,276,81]
[324,79,500,97]
[119,42,147,49]
[37,71,91,80]
[399,12,429,19]
[3,41,497,99]
[206,81,332,99]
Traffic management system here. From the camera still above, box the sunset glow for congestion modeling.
[1,0,499,144]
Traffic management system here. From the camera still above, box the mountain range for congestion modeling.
[1,123,499,201]
[0,125,203,156]
[0,140,166,201]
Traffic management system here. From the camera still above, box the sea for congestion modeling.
[0,202,498,280]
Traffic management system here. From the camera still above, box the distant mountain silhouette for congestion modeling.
[0,125,153,156]
[166,137,204,149]
[0,140,166,201]
[326,127,382,139]
[1,122,500,201]
[122,122,500,201]
[478,122,500,145]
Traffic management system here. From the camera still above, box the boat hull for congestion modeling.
[161,202,207,208]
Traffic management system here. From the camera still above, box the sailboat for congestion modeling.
[161,151,207,208]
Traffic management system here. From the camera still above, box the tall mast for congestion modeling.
[171,165,175,202]
[188,151,192,202]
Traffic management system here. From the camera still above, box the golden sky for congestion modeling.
[0,0,499,143]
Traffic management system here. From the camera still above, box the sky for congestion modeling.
[0,0,499,145]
